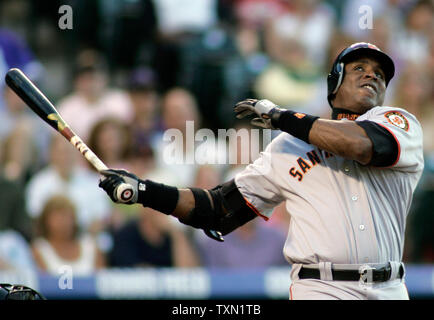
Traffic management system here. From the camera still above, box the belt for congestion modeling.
[298,263,404,283]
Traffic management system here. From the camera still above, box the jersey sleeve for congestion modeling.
[356,107,424,172]
[234,144,285,220]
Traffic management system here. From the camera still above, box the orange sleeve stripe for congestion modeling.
[376,123,401,168]
[243,197,269,221]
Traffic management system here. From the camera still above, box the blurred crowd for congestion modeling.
[0,0,433,277]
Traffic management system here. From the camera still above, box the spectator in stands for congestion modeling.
[57,49,133,141]
[103,138,181,241]
[325,31,357,71]
[340,0,403,41]
[31,195,105,275]
[25,133,111,234]
[390,0,433,66]
[207,24,270,129]
[193,165,222,190]
[428,36,434,98]
[0,229,36,271]
[0,170,32,241]
[266,0,335,68]
[428,33,434,84]
[86,117,139,236]
[153,87,202,187]
[392,63,434,154]
[365,16,393,58]
[151,0,218,91]
[98,0,158,74]
[256,4,334,116]
[0,123,39,184]
[109,207,200,268]
[195,218,287,268]
[126,67,163,155]
[174,25,229,130]
[87,117,143,234]
[405,164,434,263]
[88,117,132,170]
[233,0,290,30]
[253,36,327,116]
[0,85,52,167]
[0,28,44,110]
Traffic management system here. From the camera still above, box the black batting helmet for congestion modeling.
[327,42,395,108]
[0,283,46,300]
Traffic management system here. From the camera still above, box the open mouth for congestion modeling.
[361,83,376,95]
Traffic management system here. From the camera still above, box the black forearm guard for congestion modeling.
[186,179,257,235]
[138,180,179,215]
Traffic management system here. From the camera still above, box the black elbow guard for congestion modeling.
[187,179,257,236]
[356,120,399,167]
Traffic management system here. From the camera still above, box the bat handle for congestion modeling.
[116,183,136,203]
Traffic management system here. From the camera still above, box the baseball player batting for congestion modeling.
[99,42,424,300]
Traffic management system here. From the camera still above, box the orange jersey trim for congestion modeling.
[243,197,269,221]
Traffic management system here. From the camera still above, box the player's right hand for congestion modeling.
[99,169,144,204]
[234,98,280,129]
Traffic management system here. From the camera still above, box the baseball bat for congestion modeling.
[5,68,135,203]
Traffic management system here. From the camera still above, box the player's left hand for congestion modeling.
[98,169,142,204]
[234,98,279,129]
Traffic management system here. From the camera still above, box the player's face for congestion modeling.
[333,56,386,113]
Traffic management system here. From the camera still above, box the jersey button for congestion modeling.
[352,196,358,201]
[359,225,365,231]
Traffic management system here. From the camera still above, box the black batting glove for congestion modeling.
[99,169,146,204]
[99,173,124,203]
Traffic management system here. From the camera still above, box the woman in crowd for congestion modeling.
[31,195,106,275]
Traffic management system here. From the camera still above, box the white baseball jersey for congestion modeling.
[235,106,424,265]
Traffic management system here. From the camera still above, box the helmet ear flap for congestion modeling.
[327,62,344,107]
[332,62,344,94]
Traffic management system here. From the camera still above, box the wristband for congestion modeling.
[138,180,179,215]
[270,109,319,143]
